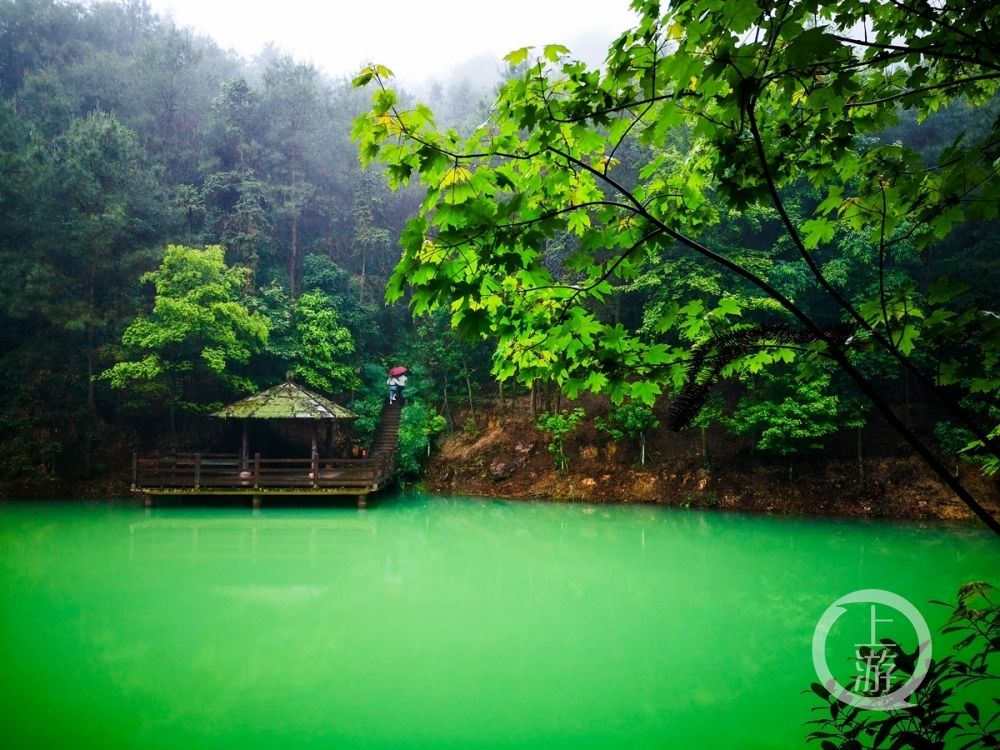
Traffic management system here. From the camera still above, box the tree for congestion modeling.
[0,0,82,95]
[3,110,169,475]
[407,308,494,428]
[300,254,382,355]
[596,402,659,466]
[260,57,322,298]
[935,398,1000,478]
[353,1,1000,533]
[725,373,855,481]
[689,391,723,468]
[397,399,447,477]
[101,244,268,440]
[536,408,587,472]
[288,289,358,395]
[132,25,233,181]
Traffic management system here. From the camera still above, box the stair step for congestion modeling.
[368,404,404,455]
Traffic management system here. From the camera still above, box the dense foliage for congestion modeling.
[100,244,268,434]
[353,0,1000,531]
[0,0,476,490]
[2,0,1000,515]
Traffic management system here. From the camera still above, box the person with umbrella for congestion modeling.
[388,366,408,403]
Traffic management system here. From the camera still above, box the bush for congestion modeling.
[397,399,446,478]
[536,408,586,472]
[595,402,658,466]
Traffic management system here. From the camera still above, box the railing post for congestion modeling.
[194,452,201,490]
[311,450,319,488]
[254,453,260,489]
[131,452,138,490]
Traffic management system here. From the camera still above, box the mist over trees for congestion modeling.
[1,0,998,523]
[0,0,494,490]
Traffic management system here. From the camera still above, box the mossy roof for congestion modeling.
[212,381,358,420]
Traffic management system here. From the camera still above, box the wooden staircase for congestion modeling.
[369,397,402,458]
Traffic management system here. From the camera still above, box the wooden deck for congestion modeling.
[132,450,397,501]
[133,398,403,507]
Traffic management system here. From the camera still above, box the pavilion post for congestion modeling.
[241,423,249,470]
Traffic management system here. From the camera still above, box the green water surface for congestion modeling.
[0,495,996,749]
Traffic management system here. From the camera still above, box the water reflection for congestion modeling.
[0,496,996,750]
[128,514,378,565]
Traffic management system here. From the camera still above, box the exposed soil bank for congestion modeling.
[423,395,1000,523]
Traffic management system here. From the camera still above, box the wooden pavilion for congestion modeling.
[132,377,401,508]
[213,376,359,469]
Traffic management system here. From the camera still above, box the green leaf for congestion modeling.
[716,297,743,317]
[543,44,571,62]
[630,380,661,405]
[801,218,837,249]
[504,47,531,66]
[927,277,970,305]
[567,210,592,235]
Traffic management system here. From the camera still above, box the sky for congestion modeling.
[144,0,639,87]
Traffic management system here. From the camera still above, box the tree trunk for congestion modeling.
[700,426,708,467]
[441,380,454,433]
[169,401,177,450]
[857,426,864,484]
[358,245,366,304]
[640,432,646,466]
[290,212,300,298]
[461,354,477,427]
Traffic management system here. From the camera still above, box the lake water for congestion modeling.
[0,495,996,749]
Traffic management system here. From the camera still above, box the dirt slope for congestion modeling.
[423,395,1000,522]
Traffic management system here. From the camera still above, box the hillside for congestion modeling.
[424,395,1000,521]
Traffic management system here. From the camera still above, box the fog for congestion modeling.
[144,0,637,88]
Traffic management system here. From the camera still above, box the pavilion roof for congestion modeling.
[212,380,358,420]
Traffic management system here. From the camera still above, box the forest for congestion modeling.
[0,0,495,493]
[1,0,999,533]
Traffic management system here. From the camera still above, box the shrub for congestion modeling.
[536,408,586,472]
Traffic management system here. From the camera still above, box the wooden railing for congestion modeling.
[132,451,397,492]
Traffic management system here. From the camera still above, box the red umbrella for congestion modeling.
[388,366,408,377]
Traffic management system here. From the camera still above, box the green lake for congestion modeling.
[1,495,997,749]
